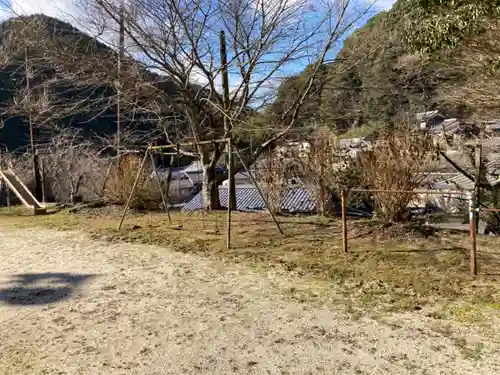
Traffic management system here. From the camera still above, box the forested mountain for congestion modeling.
[3,0,499,151]
[0,14,179,152]
[273,0,500,135]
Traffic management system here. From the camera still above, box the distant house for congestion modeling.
[429,118,460,135]
[151,160,226,201]
[222,171,252,186]
[416,110,447,129]
[338,137,372,157]
[275,141,310,159]
[484,120,500,135]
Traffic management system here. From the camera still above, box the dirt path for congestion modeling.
[1,227,499,375]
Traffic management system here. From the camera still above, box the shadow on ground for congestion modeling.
[0,273,96,306]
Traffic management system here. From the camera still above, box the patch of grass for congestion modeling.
[447,305,486,324]
[2,206,500,313]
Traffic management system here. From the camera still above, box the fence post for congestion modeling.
[474,142,483,234]
[341,190,348,253]
[468,192,477,276]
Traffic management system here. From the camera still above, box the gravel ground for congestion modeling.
[1,227,500,375]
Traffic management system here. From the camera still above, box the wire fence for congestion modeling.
[338,188,480,275]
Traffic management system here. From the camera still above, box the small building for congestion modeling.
[416,110,447,129]
[338,137,372,157]
[275,141,310,159]
[484,120,500,135]
[429,118,460,135]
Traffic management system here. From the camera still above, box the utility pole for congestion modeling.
[25,45,42,202]
[116,0,125,156]
[219,31,236,211]
[220,30,236,249]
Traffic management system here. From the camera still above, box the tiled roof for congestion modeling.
[182,186,315,213]
[429,118,460,134]
[416,110,441,122]
[433,158,500,190]
[182,185,371,216]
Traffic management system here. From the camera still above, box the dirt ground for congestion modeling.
[1,226,500,375]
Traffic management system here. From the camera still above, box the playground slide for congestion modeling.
[0,169,46,213]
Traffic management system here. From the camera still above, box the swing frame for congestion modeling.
[117,137,283,249]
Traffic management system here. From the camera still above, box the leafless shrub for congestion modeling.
[358,131,435,222]
[302,129,341,215]
[299,128,367,216]
[104,153,160,209]
[41,130,106,203]
[254,150,289,214]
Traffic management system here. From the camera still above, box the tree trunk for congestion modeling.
[202,163,221,211]
[33,152,43,202]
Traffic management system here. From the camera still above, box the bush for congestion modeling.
[103,154,161,209]
[358,131,435,222]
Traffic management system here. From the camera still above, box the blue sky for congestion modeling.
[0,0,397,102]
[0,0,397,33]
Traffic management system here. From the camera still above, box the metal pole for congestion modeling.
[341,190,347,253]
[118,149,149,230]
[226,138,233,249]
[233,145,283,234]
[474,142,482,234]
[468,193,477,276]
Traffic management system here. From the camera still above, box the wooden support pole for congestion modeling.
[118,149,149,230]
[233,145,284,235]
[469,193,477,276]
[150,152,171,222]
[100,158,114,197]
[341,190,348,253]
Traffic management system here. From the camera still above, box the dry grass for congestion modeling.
[2,205,500,314]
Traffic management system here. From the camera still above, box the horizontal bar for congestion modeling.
[149,138,230,151]
[349,189,468,196]
[479,208,500,213]
[156,152,199,156]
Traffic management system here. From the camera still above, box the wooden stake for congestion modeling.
[474,142,482,234]
[118,149,149,230]
[469,193,477,276]
[341,190,348,253]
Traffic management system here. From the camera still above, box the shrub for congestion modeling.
[104,154,160,209]
[358,131,435,222]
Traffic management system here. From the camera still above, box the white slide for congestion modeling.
[0,169,46,214]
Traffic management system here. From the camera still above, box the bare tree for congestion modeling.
[70,0,376,210]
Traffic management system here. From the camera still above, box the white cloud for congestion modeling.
[374,0,396,10]
[0,0,75,20]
